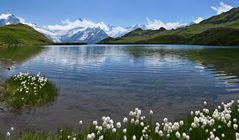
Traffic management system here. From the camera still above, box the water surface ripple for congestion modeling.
[0,45,239,132]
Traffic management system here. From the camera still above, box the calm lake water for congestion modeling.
[0,44,239,132]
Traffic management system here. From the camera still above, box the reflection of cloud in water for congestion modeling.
[38,46,109,66]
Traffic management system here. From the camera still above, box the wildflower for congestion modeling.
[179,120,184,126]
[123,128,127,134]
[158,130,163,137]
[87,133,95,140]
[221,133,225,138]
[204,101,207,105]
[92,120,98,126]
[163,117,168,123]
[6,131,10,136]
[116,122,121,128]
[233,118,237,123]
[79,120,83,125]
[140,122,144,127]
[236,133,239,139]
[132,135,136,140]
[10,127,14,131]
[123,135,127,140]
[166,134,170,138]
[175,131,181,139]
[233,124,238,130]
[191,122,197,128]
[123,117,128,123]
[225,114,231,121]
[87,134,92,140]
[112,128,116,133]
[182,133,187,139]
[149,110,153,115]
[135,119,139,125]
[98,135,104,140]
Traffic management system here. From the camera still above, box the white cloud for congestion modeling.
[193,17,204,24]
[144,18,187,30]
[0,13,12,20]
[211,2,233,15]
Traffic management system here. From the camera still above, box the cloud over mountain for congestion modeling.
[211,2,233,15]
[144,18,187,30]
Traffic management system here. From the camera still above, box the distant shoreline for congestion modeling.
[53,43,87,45]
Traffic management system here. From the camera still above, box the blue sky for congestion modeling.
[0,0,239,26]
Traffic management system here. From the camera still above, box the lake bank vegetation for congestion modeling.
[0,72,57,110]
[0,100,238,140]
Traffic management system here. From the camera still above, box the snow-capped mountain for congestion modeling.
[1,13,164,44]
[0,14,20,27]
[105,24,143,38]
[33,18,143,43]
[61,27,109,44]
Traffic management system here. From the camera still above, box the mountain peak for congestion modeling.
[0,13,20,27]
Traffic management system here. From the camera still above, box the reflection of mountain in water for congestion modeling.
[0,46,44,66]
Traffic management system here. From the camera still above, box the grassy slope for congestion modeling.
[101,8,239,45]
[0,24,52,47]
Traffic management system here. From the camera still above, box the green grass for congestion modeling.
[0,73,57,109]
[4,100,238,140]
[0,24,52,47]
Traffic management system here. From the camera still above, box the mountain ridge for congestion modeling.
[100,7,239,46]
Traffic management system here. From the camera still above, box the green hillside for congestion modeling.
[100,8,239,46]
[0,24,52,47]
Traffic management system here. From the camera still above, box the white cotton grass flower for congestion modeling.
[175,131,181,139]
[79,120,83,125]
[10,127,14,131]
[140,122,144,127]
[6,131,10,136]
[116,122,121,128]
[158,130,163,137]
[112,128,116,133]
[135,119,139,125]
[92,120,98,126]
[149,110,153,115]
[123,117,128,123]
[132,135,136,140]
[204,101,207,105]
[233,118,237,123]
[123,128,127,134]
[179,120,184,126]
[233,124,238,130]
[221,133,225,138]
[87,133,95,140]
[98,135,104,140]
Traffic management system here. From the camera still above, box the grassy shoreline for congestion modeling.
[0,100,237,140]
[0,72,57,110]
